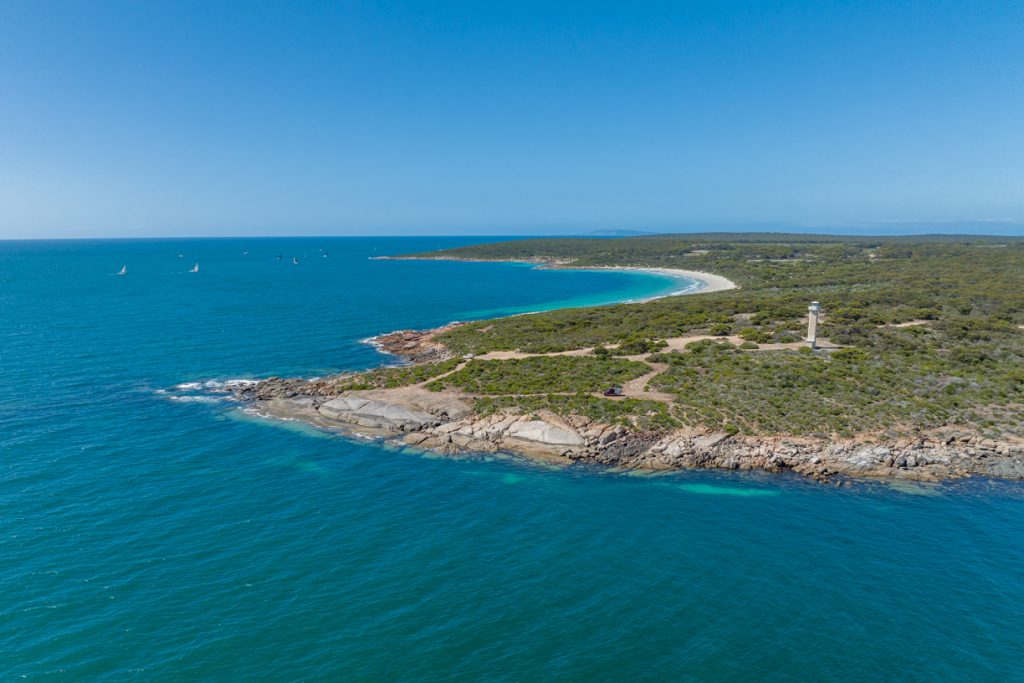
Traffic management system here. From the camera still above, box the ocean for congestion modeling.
[2,237,1022,681]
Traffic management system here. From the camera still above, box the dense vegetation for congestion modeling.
[650,334,1023,439]
[428,356,650,394]
[393,234,1024,438]
[408,235,1023,354]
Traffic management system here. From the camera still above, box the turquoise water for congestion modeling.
[2,238,1023,681]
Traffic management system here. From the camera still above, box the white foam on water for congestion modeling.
[219,378,258,388]
[161,378,261,405]
[172,378,257,392]
[202,379,258,392]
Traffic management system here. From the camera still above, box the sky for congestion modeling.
[1,0,1022,238]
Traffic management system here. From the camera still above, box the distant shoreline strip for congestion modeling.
[373,255,738,300]
[362,257,738,352]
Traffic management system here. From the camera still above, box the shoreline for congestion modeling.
[374,254,739,299]
[239,383,1024,484]
[229,255,1023,484]
[564,265,737,297]
[363,257,737,360]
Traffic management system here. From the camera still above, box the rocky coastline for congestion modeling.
[366,324,460,364]
[237,375,1024,483]
[233,261,1021,484]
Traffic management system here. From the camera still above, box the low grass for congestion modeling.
[428,356,651,395]
[332,358,461,391]
[473,394,679,431]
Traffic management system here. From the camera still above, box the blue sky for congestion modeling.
[1,0,1022,238]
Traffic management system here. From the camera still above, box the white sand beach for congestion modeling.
[601,267,738,295]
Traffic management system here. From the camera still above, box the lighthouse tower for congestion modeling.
[807,301,821,348]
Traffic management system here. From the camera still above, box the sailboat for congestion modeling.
[243,249,249,256]
[117,265,127,276]
[190,263,200,273]
[292,257,299,265]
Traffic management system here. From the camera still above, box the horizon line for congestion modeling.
[3,230,1024,242]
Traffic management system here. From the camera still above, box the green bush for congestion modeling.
[615,336,668,355]
[685,339,737,353]
[739,328,772,343]
[432,356,651,395]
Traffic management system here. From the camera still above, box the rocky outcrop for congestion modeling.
[239,380,1024,482]
[367,325,461,363]
[578,431,1024,482]
[313,389,471,433]
[404,412,588,459]
[236,376,343,400]
[507,419,585,448]
[319,396,439,431]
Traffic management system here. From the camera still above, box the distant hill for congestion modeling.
[581,229,654,237]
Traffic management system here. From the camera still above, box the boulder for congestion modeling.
[318,396,439,431]
[696,432,731,449]
[507,420,585,447]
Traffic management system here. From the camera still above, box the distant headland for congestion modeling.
[237,233,1024,483]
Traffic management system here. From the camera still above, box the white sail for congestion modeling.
[117,265,127,275]
[190,263,199,273]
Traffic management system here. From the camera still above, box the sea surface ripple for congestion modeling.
[2,237,1023,681]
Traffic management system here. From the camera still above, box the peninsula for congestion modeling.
[239,234,1024,482]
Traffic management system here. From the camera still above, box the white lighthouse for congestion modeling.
[807,301,821,348]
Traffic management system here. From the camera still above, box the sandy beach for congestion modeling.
[378,255,739,298]
[582,266,738,296]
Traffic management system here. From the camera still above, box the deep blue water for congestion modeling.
[2,237,1023,681]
